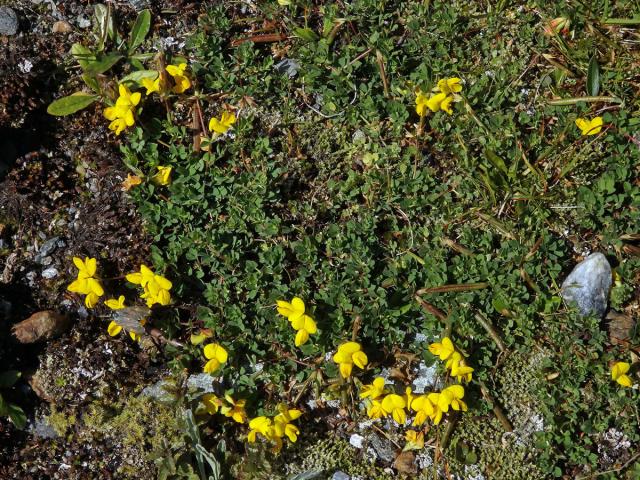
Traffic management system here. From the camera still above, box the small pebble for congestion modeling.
[76,14,91,29]
[42,267,58,279]
[0,7,18,36]
[52,20,72,33]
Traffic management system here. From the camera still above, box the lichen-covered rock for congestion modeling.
[561,252,612,318]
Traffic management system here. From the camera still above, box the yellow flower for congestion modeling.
[151,166,172,186]
[202,393,223,415]
[220,394,247,423]
[448,352,474,382]
[611,362,633,387]
[438,385,467,413]
[360,377,387,400]
[415,91,429,117]
[405,386,414,410]
[142,76,161,95]
[85,292,100,309]
[277,297,305,322]
[428,337,455,361]
[435,77,463,95]
[209,111,236,135]
[67,256,104,308]
[290,314,317,347]
[122,174,142,191]
[404,430,425,451]
[103,84,141,136]
[381,394,407,424]
[427,392,444,424]
[367,399,386,419]
[127,265,172,307]
[203,343,228,374]
[333,341,368,378]
[424,92,450,114]
[248,416,274,443]
[575,117,603,136]
[273,405,302,443]
[104,295,126,310]
[410,394,436,426]
[165,63,191,94]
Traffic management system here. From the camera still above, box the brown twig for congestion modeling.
[231,33,287,47]
[414,295,448,323]
[479,381,513,432]
[474,312,507,353]
[376,50,390,98]
[416,282,489,295]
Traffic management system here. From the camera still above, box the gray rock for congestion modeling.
[29,416,59,439]
[186,373,216,393]
[332,471,350,480]
[0,7,18,36]
[274,58,300,78]
[38,237,60,257]
[128,0,150,10]
[41,267,58,279]
[141,379,176,403]
[369,432,395,463]
[76,14,91,29]
[561,252,611,318]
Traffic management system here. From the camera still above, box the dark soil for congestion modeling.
[0,1,202,477]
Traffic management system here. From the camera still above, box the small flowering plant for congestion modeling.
[67,256,104,308]
[415,77,463,117]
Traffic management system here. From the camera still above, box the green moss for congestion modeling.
[46,406,76,437]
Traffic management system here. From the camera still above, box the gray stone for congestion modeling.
[38,237,60,257]
[0,7,18,36]
[274,58,300,78]
[76,14,91,29]
[141,379,175,403]
[332,471,350,480]
[128,0,150,10]
[41,267,58,279]
[561,252,612,318]
[186,373,215,394]
[369,432,395,463]
[29,415,59,439]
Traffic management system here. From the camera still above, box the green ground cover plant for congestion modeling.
[48,0,639,477]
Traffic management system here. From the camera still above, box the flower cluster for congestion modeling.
[104,62,191,136]
[202,342,228,374]
[333,341,368,378]
[202,393,247,423]
[126,264,172,307]
[611,361,634,388]
[67,257,104,308]
[142,62,192,96]
[415,77,463,116]
[104,84,141,136]
[429,337,473,382]
[247,404,302,452]
[361,378,468,427]
[276,297,317,347]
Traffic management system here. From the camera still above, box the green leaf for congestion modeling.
[82,73,101,94]
[129,9,151,54]
[47,93,98,116]
[0,370,20,388]
[70,43,95,71]
[93,3,111,52]
[484,148,509,176]
[84,53,123,75]
[7,403,26,430]
[294,27,319,42]
[120,70,158,85]
[587,55,600,96]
